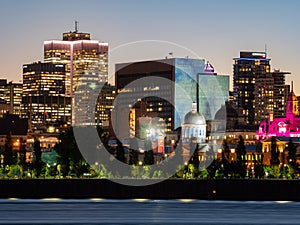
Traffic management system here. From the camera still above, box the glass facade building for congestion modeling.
[115,58,229,140]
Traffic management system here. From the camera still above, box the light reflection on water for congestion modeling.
[0,199,299,224]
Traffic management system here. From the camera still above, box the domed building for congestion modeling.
[181,102,206,143]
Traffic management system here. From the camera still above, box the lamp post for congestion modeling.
[95,162,100,172]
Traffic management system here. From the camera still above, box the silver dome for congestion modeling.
[183,111,206,125]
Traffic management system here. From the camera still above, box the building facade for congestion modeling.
[95,83,115,128]
[233,51,271,125]
[44,28,108,126]
[22,62,71,130]
[272,70,291,118]
[44,29,108,96]
[254,74,274,124]
[0,79,23,116]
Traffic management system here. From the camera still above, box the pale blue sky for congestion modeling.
[1,0,300,92]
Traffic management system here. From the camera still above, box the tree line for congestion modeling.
[0,129,299,179]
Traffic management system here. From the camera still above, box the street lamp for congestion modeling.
[95,162,100,172]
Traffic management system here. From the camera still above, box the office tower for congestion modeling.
[0,79,23,116]
[254,74,274,124]
[271,69,290,118]
[44,26,108,126]
[44,31,108,96]
[22,62,71,130]
[233,51,271,125]
[115,58,229,140]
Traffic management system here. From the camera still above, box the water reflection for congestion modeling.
[0,199,299,224]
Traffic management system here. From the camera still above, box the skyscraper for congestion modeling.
[271,69,291,118]
[233,51,271,125]
[254,74,274,125]
[43,25,108,125]
[22,62,71,130]
[44,27,108,96]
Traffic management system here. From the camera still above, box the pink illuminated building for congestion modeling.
[257,82,300,140]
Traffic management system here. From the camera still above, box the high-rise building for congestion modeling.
[271,69,291,118]
[0,79,23,116]
[44,30,108,96]
[114,58,229,140]
[254,74,274,124]
[44,26,108,126]
[233,51,271,125]
[22,62,71,130]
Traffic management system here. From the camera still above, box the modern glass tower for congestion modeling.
[233,51,271,125]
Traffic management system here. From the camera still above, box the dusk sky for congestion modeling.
[1,0,300,92]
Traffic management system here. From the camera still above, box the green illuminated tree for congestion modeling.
[55,127,88,177]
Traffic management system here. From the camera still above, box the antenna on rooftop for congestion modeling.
[265,43,267,57]
[75,21,79,32]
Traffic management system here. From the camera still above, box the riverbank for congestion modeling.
[0,179,299,201]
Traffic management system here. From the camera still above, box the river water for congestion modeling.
[0,199,299,224]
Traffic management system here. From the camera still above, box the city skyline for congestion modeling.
[1,0,300,92]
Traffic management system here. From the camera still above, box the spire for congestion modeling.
[286,81,299,117]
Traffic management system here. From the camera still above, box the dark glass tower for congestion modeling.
[233,51,271,125]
